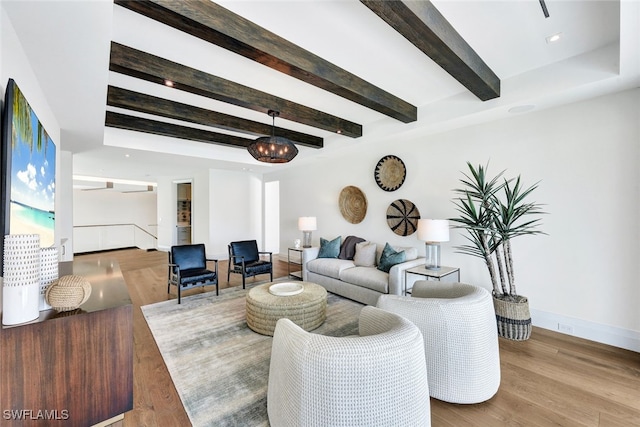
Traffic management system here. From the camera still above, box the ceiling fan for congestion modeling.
[122,186,155,193]
[539,0,550,18]
[81,181,114,191]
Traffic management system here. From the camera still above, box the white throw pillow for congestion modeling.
[394,246,418,261]
[354,241,377,267]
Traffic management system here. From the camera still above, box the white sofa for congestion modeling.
[302,243,425,306]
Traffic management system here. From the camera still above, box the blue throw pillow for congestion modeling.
[318,236,342,259]
[377,243,406,273]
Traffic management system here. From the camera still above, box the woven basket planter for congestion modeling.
[493,295,532,341]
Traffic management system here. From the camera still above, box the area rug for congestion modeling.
[141,284,364,427]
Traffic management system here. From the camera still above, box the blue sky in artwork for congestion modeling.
[11,108,56,213]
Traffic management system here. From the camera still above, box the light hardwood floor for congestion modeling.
[78,249,640,427]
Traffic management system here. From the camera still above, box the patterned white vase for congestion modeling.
[2,234,41,325]
[39,247,59,311]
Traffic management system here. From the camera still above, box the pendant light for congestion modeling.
[247,110,298,163]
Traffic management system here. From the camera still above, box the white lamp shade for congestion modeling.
[298,217,317,231]
[417,219,450,242]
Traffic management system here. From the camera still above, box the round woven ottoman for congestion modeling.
[246,282,327,336]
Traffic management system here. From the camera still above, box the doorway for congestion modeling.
[176,182,192,245]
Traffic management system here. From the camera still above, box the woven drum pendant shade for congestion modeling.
[339,186,368,224]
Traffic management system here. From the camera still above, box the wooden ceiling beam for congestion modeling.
[360,0,500,101]
[107,86,323,149]
[105,111,254,148]
[109,42,361,138]
[114,0,417,123]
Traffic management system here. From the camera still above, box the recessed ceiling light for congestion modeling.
[125,154,130,158]
[164,79,174,87]
[545,32,562,43]
[508,105,536,114]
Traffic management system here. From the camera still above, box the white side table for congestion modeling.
[287,247,304,280]
[404,265,460,295]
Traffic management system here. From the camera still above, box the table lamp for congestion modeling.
[298,217,317,248]
[417,219,450,270]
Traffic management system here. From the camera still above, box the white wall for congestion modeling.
[73,189,157,229]
[155,169,263,260]
[1,7,71,262]
[267,89,640,351]
[264,180,280,254]
[72,188,157,253]
[58,150,73,260]
[208,169,263,258]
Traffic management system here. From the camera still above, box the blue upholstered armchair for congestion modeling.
[227,240,273,288]
[168,244,218,304]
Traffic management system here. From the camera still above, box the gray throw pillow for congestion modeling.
[353,241,377,267]
[318,236,342,258]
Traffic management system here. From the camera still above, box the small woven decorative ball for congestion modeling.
[45,275,92,312]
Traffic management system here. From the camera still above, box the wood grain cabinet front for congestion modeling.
[0,259,133,427]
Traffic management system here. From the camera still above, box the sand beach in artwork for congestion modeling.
[9,202,55,247]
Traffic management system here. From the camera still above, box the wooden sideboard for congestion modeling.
[0,258,133,426]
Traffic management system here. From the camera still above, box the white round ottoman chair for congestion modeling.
[267,306,431,426]
[377,280,500,404]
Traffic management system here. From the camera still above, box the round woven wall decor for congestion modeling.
[386,199,421,236]
[374,155,406,192]
[339,186,368,224]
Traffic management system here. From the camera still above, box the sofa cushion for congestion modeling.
[354,241,377,267]
[377,243,407,273]
[339,267,389,294]
[307,258,355,280]
[395,246,418,261]
[318,236,342,258]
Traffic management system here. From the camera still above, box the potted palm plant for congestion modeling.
[451,162,545,340]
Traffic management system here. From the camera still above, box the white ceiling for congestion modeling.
[3,0,638,188]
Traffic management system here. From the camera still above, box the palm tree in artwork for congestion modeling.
[11,83,31,149]
[11,82,50,155]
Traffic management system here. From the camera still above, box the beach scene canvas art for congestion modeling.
[9,82,56,247]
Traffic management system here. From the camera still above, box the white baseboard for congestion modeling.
[531,308,640,353]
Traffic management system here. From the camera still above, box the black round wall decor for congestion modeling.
[374,155,406,192]
[386,199,421,236]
